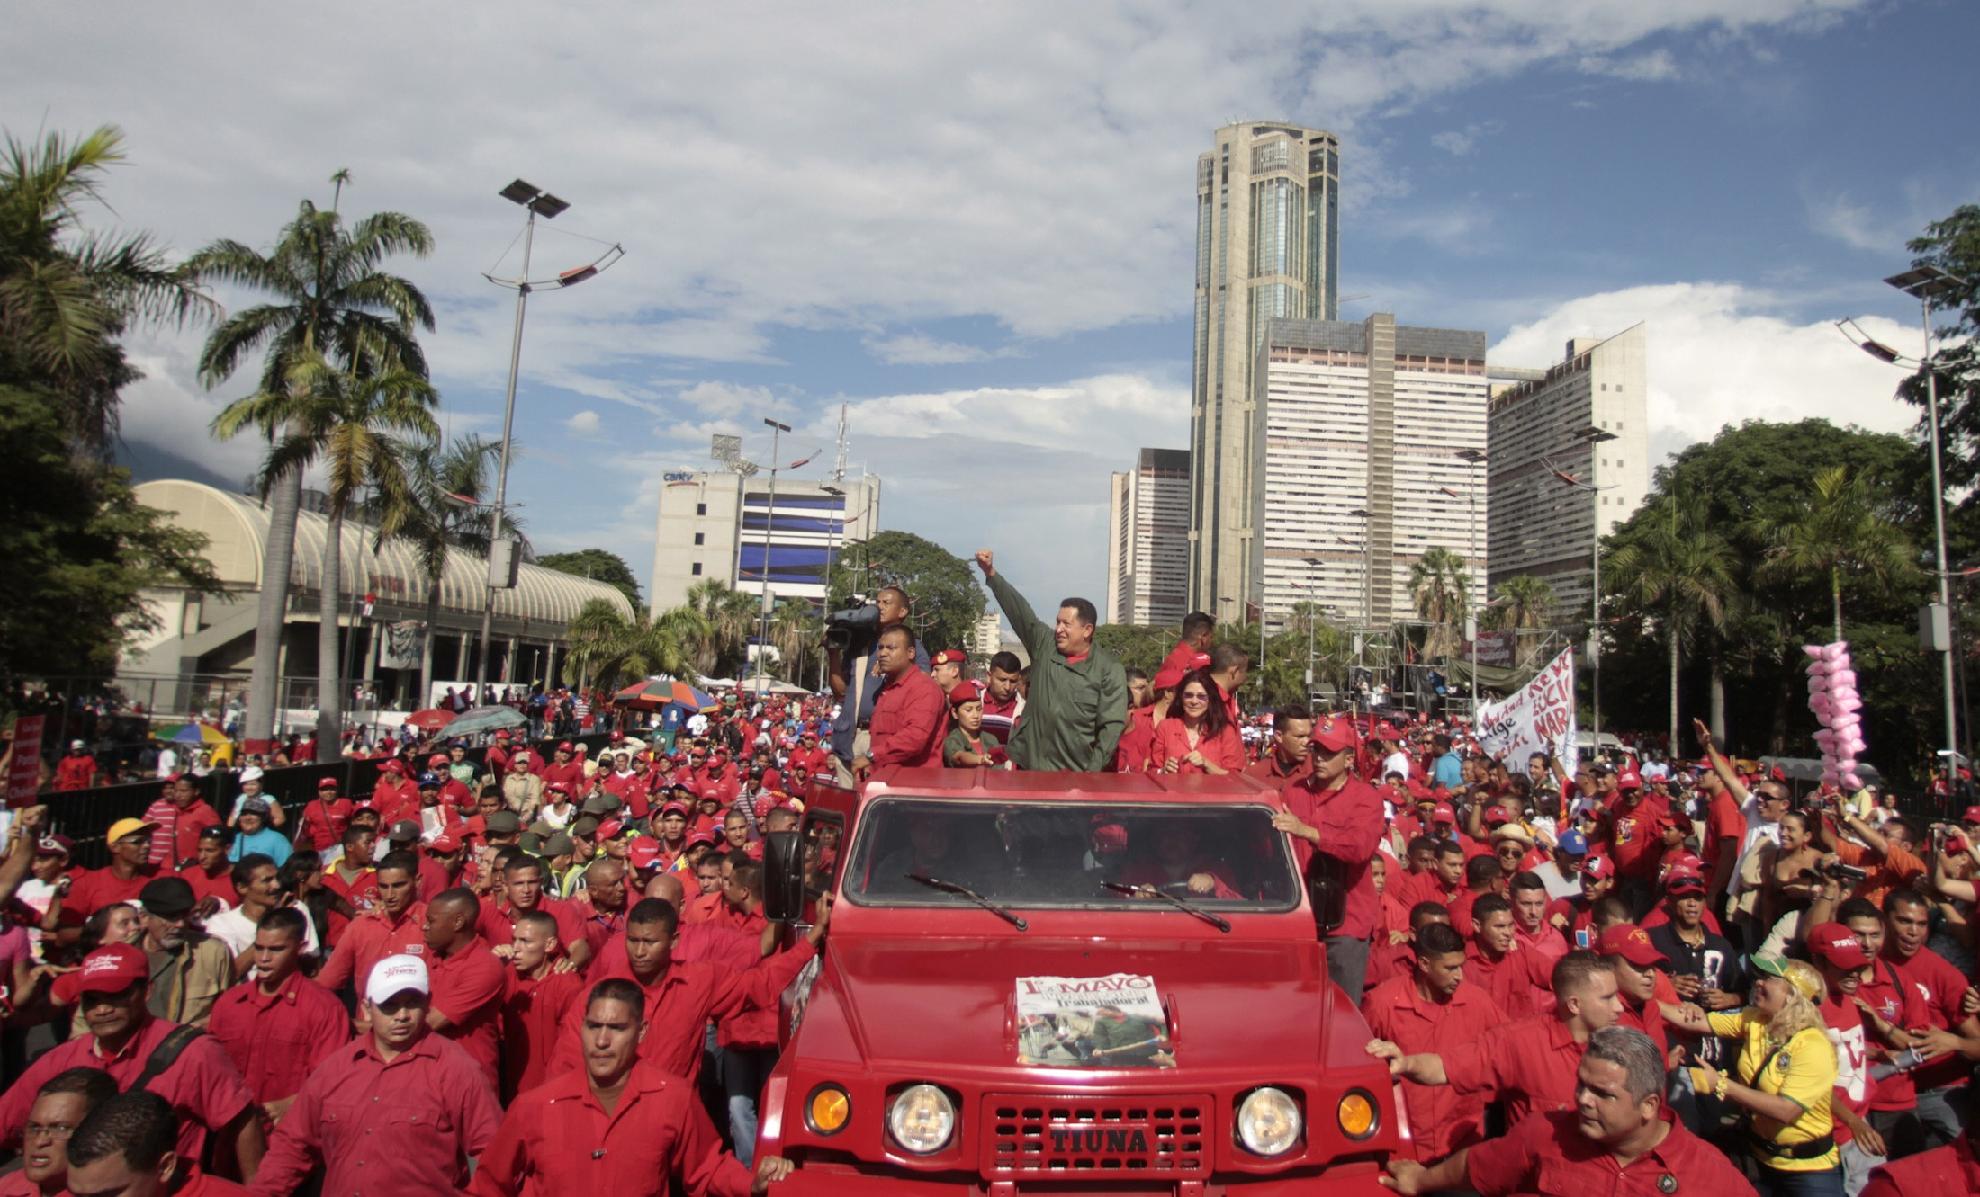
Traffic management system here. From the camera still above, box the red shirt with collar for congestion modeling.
[476,896,586,955]
[250,1032,501,1197]
[1244,749,1311,785]
[1862,1136,1980,1197]
[1442,1015,1587,1128]
[1602,792,1672,878]
[0,1016,253,1165]
[1885,944,1971,1092]
[500,966,586,1104]
[314,901,428,996]
[427,935,507,1089]
[1279,772,1385,940]
[1363,972,1504,1160]
[206,971,351,1105]
[681,889,726,926]
[1466,1107,1759,1197]
[470,1062,753,1197]
[176,861,238,911]
[1149,719,1244,775]
[1462,939,1553,1020]
[548,941,816,1084]
[293,797,352,853]
[867,669,947,769]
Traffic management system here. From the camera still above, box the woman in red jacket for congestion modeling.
[1150,670,1243,776]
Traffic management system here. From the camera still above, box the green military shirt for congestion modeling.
[986,573,1128,772]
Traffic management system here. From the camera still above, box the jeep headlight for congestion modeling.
[887,1084,955,1154]
[1236,1086,1301,1157]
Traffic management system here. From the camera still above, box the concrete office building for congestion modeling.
[1485,324,1649,624]
[1106,448,1191,626]
[649,471,881,616]
[1188,121,1342,623]
[1255,315,1489,630]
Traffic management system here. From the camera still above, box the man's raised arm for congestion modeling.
[976,550,1048,659]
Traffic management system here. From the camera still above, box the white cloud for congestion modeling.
[565,410,601,435]
[1430,120,1504,157]
[1804,190,1909,255]
[1577,49,1681,80]
[862,333,995,366]
[1491,282,1920,471]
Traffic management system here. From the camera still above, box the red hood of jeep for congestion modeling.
[819,932,1333,1074]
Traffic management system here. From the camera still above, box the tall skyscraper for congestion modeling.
[1188,122,1342,623]
[1486,324,1649,624]
[1254,315,1488,629]
[1106,448,1191,626]
[649,471,881,616]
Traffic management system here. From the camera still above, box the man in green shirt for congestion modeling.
[974,550,1127,772]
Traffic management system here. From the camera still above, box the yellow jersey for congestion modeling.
[1704,1010,1837,1172]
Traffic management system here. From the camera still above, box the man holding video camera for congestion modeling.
[825,584,927,785]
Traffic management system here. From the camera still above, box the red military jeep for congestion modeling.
[756,766,1403,1195]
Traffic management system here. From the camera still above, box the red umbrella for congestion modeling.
[611,679,716,710]
[405,708,457,731]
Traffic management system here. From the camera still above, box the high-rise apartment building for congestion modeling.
[1485,324,1649,624]
[1255,315,1488,630]
[649,471,881,616]
[1106,449,1191,626]
[1188,121,1341,622]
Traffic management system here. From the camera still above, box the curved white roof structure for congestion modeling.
[135,479,632,626]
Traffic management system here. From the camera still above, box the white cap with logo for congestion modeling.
[364,953,430,1006]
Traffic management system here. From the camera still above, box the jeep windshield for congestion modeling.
[841,798,1301,912]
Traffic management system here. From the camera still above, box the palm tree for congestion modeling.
[193,183,434,744]
[566,600,701,693]
[682,578,761,677]
[1486,574,1557,667]
[1756,465,1921,642]
[219,350,437,758]
[1409,547,1470,660]
[0,125,213,452]
[771,599,823,686]
[1607,497,1737,753]
[386,433,518,700]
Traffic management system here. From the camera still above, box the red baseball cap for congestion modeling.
[947,681,982,706]
[1596,924,1667,968]
[383,759,406,775]
[556,742,573,753]
[627,838,663,870]
[1616,770,1643,791]
[659,801,689,818]
[1961,805,1980,826]
[597,818,625,840]
[1310,713,1358,755]
[427,832,461,854]
[545,781,573,795]
[316,777,340,790]
[685,829,719,849]
[1663,851,1703,877]
[1663,868,1706,895]
[427,753,449,767]
[1430,802,1457,825]
[1806,922,1873,970]
[1582,854,1616,881]
[53,943,149,1003]
[495,730,512,740]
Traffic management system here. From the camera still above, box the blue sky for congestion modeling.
[10,0,1976,614]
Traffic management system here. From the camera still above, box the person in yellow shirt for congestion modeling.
[1670,953,1839,1196]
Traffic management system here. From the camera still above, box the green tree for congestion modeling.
[840,531,985,659]
[0,125,218,689]
[1485,574,1556,667]
[1093,624,1175,678]
[1408,547,1470,661]
[0,388,218,680]
[1605,497,1737,753]
[192,178,435,745]
[0,125,213,454]
[1756,465,1920,643]
[220,352,437,757]
[770,598,824,687]
[1897,205,1980,505]
[683,578,758,678]
[386,434,515,701]
[538,549,641,608]
[566,599,700,693]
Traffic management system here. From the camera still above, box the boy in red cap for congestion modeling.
[942,681,1005,768]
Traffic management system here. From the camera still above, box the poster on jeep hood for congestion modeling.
[1016,973,1174,1068]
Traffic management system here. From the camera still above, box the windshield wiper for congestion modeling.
[906,873,1028,931]
[1102,881,1232,933]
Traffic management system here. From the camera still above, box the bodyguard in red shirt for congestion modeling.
[293,777,352,854]
[421,889,508,1091]
[1383,1025,1758,1196]
[206,908,349,1118]
[855,625,947,775]
[1274,714,1385,1000]
[65,818,161,922]
[64,1090,253,1197]
[250,954,500,1197]
[315,852,425,999]
[1362,921,1503,1161]
[1369,950,1625,1129]
[474,977,792,1197]
[499,908,586,1104]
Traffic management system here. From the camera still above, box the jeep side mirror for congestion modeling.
[763,829,805,922]
[1306,855,1349,935]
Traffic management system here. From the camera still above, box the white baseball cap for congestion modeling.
[364,953,430,1006]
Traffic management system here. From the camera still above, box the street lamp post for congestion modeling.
[1455,448,1487,718]
[1885,266,1969,768]
[1570,428,1617,750]
[1349,508,1372,704]
[1302,555,1327,698]
[755,418,793,701]
[475,179,621,694]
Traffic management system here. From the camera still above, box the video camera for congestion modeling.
[823,599,879,653]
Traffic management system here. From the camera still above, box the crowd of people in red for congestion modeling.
[1,580,1978,1196]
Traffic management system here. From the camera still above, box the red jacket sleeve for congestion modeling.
[1314,781,1384,868]
[870,681,945,767]
[1208,726,1245,772]
[464,1095,531,1197]
[678,1091,755,1197]
[708,940,817,1022]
